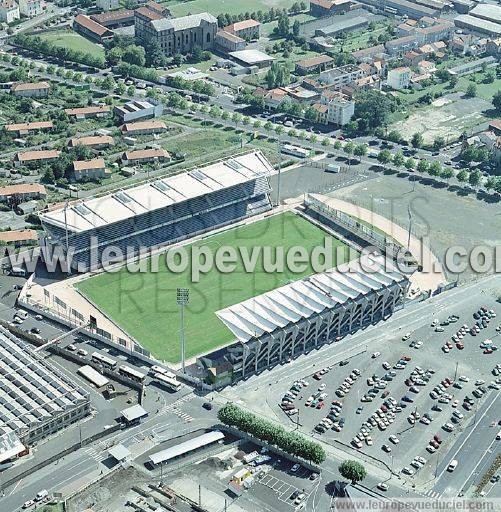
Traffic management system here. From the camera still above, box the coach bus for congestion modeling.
[118,365,147,383]
[91,351,117,370]
[154,372,182,392]
[281,144,310,159]
[149,365,176,379]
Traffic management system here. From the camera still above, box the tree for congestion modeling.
[433,136,445,150]
[172,53,184,67]
[304,106,318,122]
[339,460,367,484]
[354,90,398,131]
[428,160,441,176]
[292,20,300,38]
[264,121,273,132]
[468,169,481,187]
[393,150,405,167]
[449,75,459,88]
[387,130,402,143]
[404,158,415,170]
[343,141,354,163]
[493,90,501,114]
[277,12,290,37]
[333,140,342,150]
[417,159,428,173]
[377,149,392,164]
[456,169,469,183]
[191,45,203,62]
[465,83,477,98]
[440,167,454,181]
[411,133,423,148]
[353,144,367,160]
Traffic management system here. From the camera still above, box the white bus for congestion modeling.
[119,365,146,383]
[281,144,310,159]
[154,372,182,392]
[149,365,176,379]
[91,351,117,370]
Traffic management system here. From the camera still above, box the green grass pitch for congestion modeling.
[76,212,353,363]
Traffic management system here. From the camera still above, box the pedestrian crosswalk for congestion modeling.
[161,392,195,422]
[420,489,442,499]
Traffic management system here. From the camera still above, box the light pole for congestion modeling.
[276,138,282,207]
[407,204,413,251]
[177,287,189,374]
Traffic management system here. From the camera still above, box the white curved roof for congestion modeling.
[216,254,408,342]
[40,151,273,234]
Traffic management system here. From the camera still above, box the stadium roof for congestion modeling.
[40,151,274,233]
[149,431,224,465]
[216,254,408,342]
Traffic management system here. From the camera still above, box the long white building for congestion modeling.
[0,327,90,462]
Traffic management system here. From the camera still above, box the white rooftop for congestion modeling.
[151,12,217,32]
[149,430,224,465]
[229,49,274,65]
[216,254,408,342]
[40,151,274,234]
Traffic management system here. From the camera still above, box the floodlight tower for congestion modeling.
[177,287,189,374]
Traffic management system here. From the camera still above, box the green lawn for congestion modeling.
[167,0,297,17]
[77,212,353,363]
[39,30,105,59]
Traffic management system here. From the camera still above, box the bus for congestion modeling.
[149,365,176,379]
[154,372,182,392]
[281,144,310,159]
[91,351,117,370]
[118,365,146,383]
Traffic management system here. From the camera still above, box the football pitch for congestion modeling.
[76,212,354,363]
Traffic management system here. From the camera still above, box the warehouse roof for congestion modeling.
[149,431,224,465]
[121,404,148,422]
[217,254,408,342]
[469,3,501,24]
[39,150,274,233]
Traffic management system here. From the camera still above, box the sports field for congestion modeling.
[76,213,354,363]
[39,30,105,60]
[168,0,297,17]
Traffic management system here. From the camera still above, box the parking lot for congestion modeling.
[274,297,501,488]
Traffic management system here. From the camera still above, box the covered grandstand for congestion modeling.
[0,327,90,461]
[39,151,274,272]
[200,254,410,380]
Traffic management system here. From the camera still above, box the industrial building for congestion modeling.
[454,14,501,37]
[0,327,90,462]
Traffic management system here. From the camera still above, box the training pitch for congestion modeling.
[76,212,353,363]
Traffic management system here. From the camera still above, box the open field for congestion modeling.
[167,0,297,17]
[76,212,353,362]
[39,29,105,59]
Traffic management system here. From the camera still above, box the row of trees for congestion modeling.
[11,34,105,69]
[166,76,215,96]
[216,3,307,29]
[218,403,326,464]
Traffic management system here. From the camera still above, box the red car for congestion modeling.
[316,401,325,409]
[402,355,411,361]
[381,405,388,413]
[313,372,322,380]
[331,400,342,407]
[484,348,493,354]
[434,435,442,444]
[456,342,464,350]
[430,440,439,448]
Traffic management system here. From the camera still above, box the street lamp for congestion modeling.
[407,204,413,251]
[177,288,189,374]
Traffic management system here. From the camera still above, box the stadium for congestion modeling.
[36,150,410,385]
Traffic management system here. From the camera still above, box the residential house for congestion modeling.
[387,66,411,89]
[90,9,135,29]
[120,120,167,135]
[284,85,321,104]
[14,150,60,167]
[254,87,288,109]
[486,38,501,56]
[135,12,217,56]
[0,183,46,203]
[215,30,246,53]
[224,19,260,40]
[0,0,19,23]
[18,0,42,17]
[65,105,111,120]
[385,35,421,55]
[121,148,170,165]
[72,159,108,182]
[68,136,114,150]
[114,99,163,123]
[295,55,334,75]
[73,14,114,44]
[352,44,386,62]
[0,229,38,247]
[488,119,501,136]
[404,50,423,65]
[96,0,119,9]
[5,121,53,136]
[11,82,50,98]
[311,103,328,124]
[417,60,436,74]
[318,64,365,90]
[310,0,353,17]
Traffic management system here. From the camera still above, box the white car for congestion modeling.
[389,435,400,444]
[447,460,458,472]
[402,467,415,476]
[372,352,381,358]
[22,501,35,509]
[402,333,412,341]
[377,482,389,491]
[291,464,300,472]
[318,383,326,391]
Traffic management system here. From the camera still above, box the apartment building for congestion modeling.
[11,82,50,98]
[18,0,42,17]
[14,150,60,167]
[120,120,167,135]
[319,64,365,90]
[223,19,260,40]
[121,148,170,165]
[72,159,108,182]
[387,66,411,89]
[65,105,111,120]
[215,30,246,52]
[0,0,20,23]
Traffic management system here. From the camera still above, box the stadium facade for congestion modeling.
[39,151,274,272]
[0,327,90,462]
[200,255,410,383]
